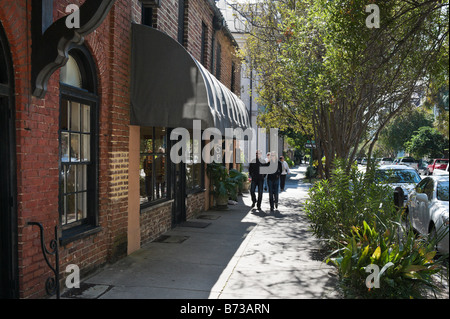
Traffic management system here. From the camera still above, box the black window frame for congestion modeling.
[139,127,171,209]
[185,131,205,194]
[200,21,207,66]
[142,5,154,27]
[58,45,100,243]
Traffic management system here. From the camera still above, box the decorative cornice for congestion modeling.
[32,0,116,98]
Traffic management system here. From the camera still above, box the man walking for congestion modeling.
[249,150,265,210]
[279,156,290,192]
[267,152,282,211]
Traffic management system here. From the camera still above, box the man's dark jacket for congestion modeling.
[249,158,265,182]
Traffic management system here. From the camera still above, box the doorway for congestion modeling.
[172,162,186,226]
[0,23,18,299]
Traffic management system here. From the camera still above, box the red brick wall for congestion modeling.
[153,0,241,93]
[0,0,139,298]
[140,202,172,246]
[186,191,206,220]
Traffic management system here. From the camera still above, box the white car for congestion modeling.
[407,176,449,254]
[379,157,394,165]
[376,165,422,208]
[433,164,449,176]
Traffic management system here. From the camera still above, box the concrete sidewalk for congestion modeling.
[63,165,340,299]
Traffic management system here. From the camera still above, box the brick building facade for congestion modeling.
[0,0,245,299]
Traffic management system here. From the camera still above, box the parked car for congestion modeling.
[406,175,449,254]
[434,164,449,176]
[425,158,449,175]
[417,160,429,175]
[379,157,394,165]
[376,165,422,209]
[398,157,419,170]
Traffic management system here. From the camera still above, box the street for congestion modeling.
[63,165,340,299]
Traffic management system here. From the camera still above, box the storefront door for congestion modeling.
[172,162,186,226]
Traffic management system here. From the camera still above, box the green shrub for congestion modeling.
[305,166,317,179]
[327,220,445,298]
[305,159,395,246]
[305,158,447,298]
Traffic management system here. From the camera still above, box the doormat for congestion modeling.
[62,282,113,299]
[197,214,221,220]
[154,235,189,244]
[179,221,211,228]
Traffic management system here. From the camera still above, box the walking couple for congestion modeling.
[248,151,290,211]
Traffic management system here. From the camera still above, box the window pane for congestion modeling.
[139,127,168,205]
[155,155,166,199]
[141,127,153,153]
[140,155,153,204]
[66,165,76,194]
[61,99,69,130]
[60,55,83,88]
[82,104,90,133]
[66,194,76,224]
[63,196,67,224]
[77,165,87,192]
[77,192,87,220]
[186,163,193,190]
[61,132,70,162]
[71,133,81,162]
[154,127,166,153]
[193,163,202,188]
[81,134,90,162]
[70,102,80,131]
[61,165,67,193]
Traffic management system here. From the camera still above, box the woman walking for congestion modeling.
[266,152,282,211]
[279,156,290,192]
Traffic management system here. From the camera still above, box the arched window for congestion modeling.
[59,46,99,239]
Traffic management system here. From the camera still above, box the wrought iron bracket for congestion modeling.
[31,0,116,98]
[27,222,60,299]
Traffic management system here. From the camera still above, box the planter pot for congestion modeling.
[242,181,251,193]
[215,194,229,209]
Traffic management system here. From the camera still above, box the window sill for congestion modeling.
[186,188,206,196]
[60,224,102,246]
[141,199,174,213]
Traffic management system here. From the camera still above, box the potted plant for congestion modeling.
[229,168,249,194]
[241,172,251,193]
[206,163,237,209]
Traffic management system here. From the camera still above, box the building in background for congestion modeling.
[217,0,283,168]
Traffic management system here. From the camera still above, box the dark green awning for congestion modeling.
[130,23,250,135]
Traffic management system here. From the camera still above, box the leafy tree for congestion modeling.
[378,107,434,155]
[424,82,449,139]
[405,126,449,159]
[231,0,449,178]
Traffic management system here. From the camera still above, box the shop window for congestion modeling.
[185,130,204,192]
[59,46,98,235]
[140,127,169,206]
